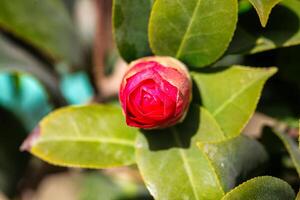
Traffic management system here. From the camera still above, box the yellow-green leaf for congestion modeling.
[192,66,277,138]
[296,190,300,200]
[22,105,138,169]
[222,176,295,200]
[136,105,268,199]
[248,0,281,27]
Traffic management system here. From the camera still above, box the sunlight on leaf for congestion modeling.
[198,136,268,192]
[248,0,281,27]
[136,105,268,199]
[22,105,138,168]
[149,0,238,68]
[221,176,295,200]
[192,66,277,138]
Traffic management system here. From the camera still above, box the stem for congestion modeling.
[93,0,112,99]
[244,112,299,139]
[92,0,127,102]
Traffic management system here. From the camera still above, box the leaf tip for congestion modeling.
[268,67,278,75]
[260,20,267,28]
[20,126,41,152]
[258,15,269,28]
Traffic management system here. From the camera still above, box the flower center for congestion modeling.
[142,92,157,106]
[139,87,163,115]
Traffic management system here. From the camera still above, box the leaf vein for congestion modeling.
[175,0,202,58]
[172,128,200,200]
[37,137,135,147]
[212,73,267,117]
[175,0,191,18]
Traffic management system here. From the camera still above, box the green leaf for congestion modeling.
[113,0,153,62]
[0,0,82,66]
[198,136,268,192]
[149,0,238,68]
[229,0,300,54]
[22,105,138,168]
[248,0,281,27]
[239,0,253,14]
[221,176,295,200]
[135,106,225,200]
[192,66,277,137]
[136,105,268,199]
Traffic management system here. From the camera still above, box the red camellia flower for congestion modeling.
[119,56,192,129]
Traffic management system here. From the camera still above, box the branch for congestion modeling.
[92,0,125,101]
[243,112,299,139]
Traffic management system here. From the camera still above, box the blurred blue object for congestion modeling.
[0,72,53,132]
[60,71,94,105]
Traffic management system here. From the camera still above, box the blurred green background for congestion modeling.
[0,0,299,199]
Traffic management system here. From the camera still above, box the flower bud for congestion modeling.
[119,56,192,129]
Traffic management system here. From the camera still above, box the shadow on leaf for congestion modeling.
[140,104,200,151]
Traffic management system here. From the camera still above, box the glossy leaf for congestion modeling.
[248,0,281,27]
[149,0,238,68]
[222,176,295,200]
[136,106,224,200]
[22,105,138,168]
[192,66,277,137]
[113,0,153,62]
[198,136,268,192]
[229,0,300,54]
[136,105,268,199]
[0,0,82,65]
